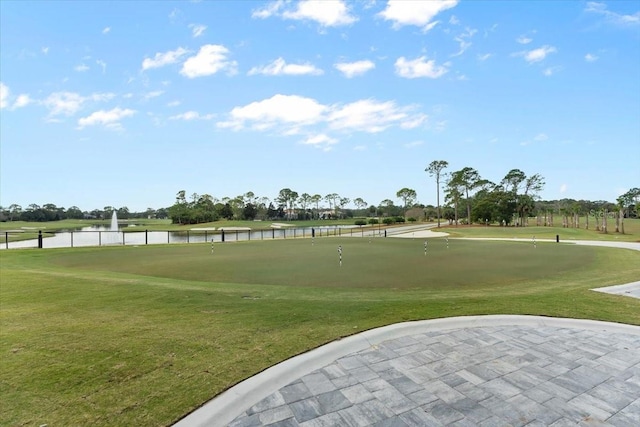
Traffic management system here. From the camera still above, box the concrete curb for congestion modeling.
[173,315,640,427]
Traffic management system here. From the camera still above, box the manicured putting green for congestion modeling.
[50,238,594,291]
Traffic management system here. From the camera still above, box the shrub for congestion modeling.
[354,219,367,226]
[408,217,417,222]
[394,216,406,223]
[368,218,379,225]
[383,217,394,225]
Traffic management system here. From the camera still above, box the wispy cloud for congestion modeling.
[395,56,449,79]
[102,26,111,34]
[141,47,189,71]
[189,23,207,38]
[96,60,107,73]
[585,2,640,26]
[451,27,477,57]
[248,58,323,76]
[77,107,136,130]
[301,134,337,151]
[585,53,599,62]
[169,111,215,121]
[42,91,115,118]
[513,45,557,63]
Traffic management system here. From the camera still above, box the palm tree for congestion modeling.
[425,160,448,227]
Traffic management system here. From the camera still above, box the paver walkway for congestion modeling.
[176,317,640,427]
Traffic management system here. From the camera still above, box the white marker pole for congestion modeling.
[338,245,342,267]
[446,237,449,249]
[211,238,214,254]
[533,235,536,249]
[424,240,427,256]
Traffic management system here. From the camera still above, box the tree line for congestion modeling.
[2,167,638,228]
[425,160,639,233]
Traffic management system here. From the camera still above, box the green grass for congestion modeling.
[1,237,639,426]
[439,218,640,242]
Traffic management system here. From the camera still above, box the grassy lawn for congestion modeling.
[439,218,640,242]
[1,237,639,426]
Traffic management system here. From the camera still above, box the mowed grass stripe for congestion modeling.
[1,238,639,426]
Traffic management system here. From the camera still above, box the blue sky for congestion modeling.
[1,0,639,212]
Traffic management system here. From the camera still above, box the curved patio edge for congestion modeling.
[172,315,640,427]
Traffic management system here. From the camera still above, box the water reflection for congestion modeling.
[2,225,363,249]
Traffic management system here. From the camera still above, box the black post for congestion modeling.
[5,232,8,249]
[187,230,190,243]
[145,230,148,245]
[236,230,238,241]
[38,230,43,248]
[272,229,275,239]
[71,231,74,248]
[556,234,559,243]
[222,230,225,242]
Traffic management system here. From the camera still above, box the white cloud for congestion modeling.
[141,47,189,71]
[301,134,337,151]
[585,53,599,62]
[534,133,548,141]
[516,35,533,44]
[252,0,285,19]
[334,60,375,78]
[217,94,326,130]
[75,63,90,72]
[282,0,357,27]
[77,107,136,129]
[585,2,640,26]
[102,27,111,34]
[42,47,49,55]
[0,82,9,109]
[400,114,427,129]
[542,66,562,76]
[560,184,568,193]
[42,91,115,117]
[167,100,181,107]
[395,56,448,79]
[451,27,477,57]
[378,0,458,30]
[514,45,557,63]
[328,100,404,133]
[189,24,207,38]
[96,59,107,73]
[180,44,237,78]
[217,94,428,146]
[248,57,323,76]
[13,94,31,109]
[143,90,164,100]
[477,53,492,61]
[169,111,215,120]
[449,15,460,25]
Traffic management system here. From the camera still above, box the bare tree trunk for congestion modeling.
[602,210,607,233]
[549,213,553,227]
[620,208,625,234]
[615,211,620,233]
[586,214,589,229]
